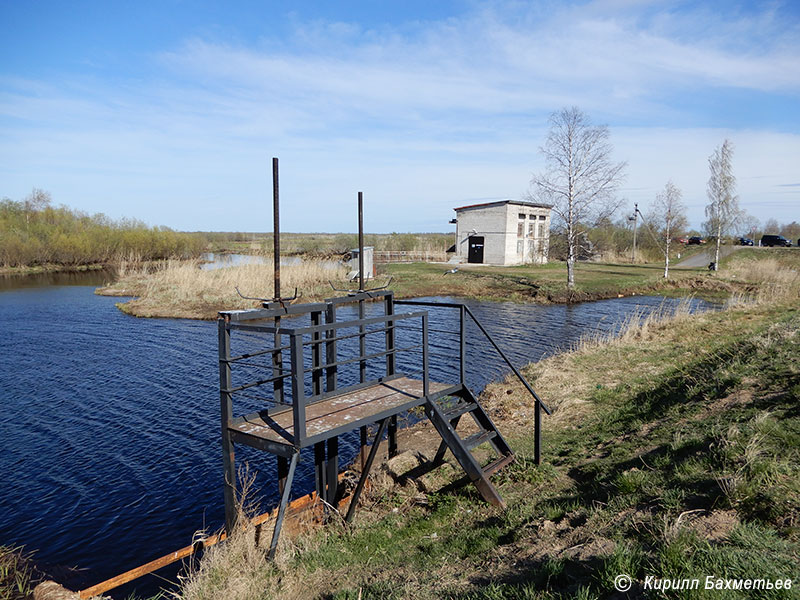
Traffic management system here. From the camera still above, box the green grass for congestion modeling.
[384,259,725,303]
[0,546,36,600]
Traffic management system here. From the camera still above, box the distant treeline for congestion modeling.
[208,232,453,256]
[0,190,207,268]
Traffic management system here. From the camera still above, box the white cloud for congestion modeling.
[1,1,799,231]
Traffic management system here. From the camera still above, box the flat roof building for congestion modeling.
[453,200,552,266]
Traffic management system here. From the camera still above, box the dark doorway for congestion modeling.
[468,236,484,263]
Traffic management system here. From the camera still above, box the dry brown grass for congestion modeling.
[98,259,349,319]
[724,257,800,303]
[484,297,703,431]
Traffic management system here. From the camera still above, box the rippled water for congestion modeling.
[0,281,715,597]
[200,253,340,270]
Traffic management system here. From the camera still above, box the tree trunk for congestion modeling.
[566,205,575,288]
[714,218,722,271]
[567,255,575,288]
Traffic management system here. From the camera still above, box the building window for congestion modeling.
[517,221,525,237]
[519,213,526,220]
[517,240,524,255]
[538,222,546,238]
[528,222,536,237]
[538,215,546,220]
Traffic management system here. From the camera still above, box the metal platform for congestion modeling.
[218,291,549,559]
[231,376,457,450]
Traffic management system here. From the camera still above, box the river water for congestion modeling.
[0,271,716,596]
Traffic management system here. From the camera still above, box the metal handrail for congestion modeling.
[394,300,550,415]
[462,305,551,415]
[395,299,550,464]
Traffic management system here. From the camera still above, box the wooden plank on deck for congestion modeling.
[232,377,451,445]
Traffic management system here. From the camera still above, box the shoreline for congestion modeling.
[0,263,109,277]
[94,258,750,320]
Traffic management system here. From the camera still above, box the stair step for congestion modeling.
[442,401,478,421]
[483,453,514,476]
[463,430,497,451]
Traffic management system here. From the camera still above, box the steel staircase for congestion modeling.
[425,385,514,508]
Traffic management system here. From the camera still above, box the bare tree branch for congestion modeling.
[704,139,741,271]
[527,107,626,288]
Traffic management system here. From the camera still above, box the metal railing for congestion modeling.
[221,309,429,447]
[395,299,551,464]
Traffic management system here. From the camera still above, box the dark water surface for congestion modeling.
[0,280,715,596]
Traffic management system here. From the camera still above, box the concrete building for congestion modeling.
[453,200,552,265]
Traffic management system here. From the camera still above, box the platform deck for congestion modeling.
[232,376,455,448]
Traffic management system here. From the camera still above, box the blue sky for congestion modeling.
[2,0,799,233]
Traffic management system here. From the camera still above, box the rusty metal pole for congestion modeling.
[272,158,283,404]
[273,157,281,299]
[358,191,364,292]
[357,191,367,467]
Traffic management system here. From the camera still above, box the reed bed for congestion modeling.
[99,259,349,319]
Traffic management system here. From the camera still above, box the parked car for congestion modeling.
[737,237,754,246]
[677,237,689,244]
[760,234,792,247]
[687,236,705,245]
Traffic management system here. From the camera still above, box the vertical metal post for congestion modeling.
[385,293,398,457]
[359,426,367,471]
[535,400,542,465]
[358,191,364,292]
[272,330,284,405]
[272,158,284,404]
[422,313,429,397]
[459,304,466,385]
[358,299,366,384]
[314,442,327,500]
[311,310,322,397]
[273,157,281,299]
[290,333,306,447]
[388,416,398,458]
[385,293,395,377]
[326,436,339,506]
[325,302,337,393]
[218,317,236,534]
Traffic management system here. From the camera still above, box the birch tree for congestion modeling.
[705,139,740,270]
[529,107,626,288]
[651,181,687,278]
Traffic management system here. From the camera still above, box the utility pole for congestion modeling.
[630,203,639,263]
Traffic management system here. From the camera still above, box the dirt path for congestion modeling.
[676,244,740,268]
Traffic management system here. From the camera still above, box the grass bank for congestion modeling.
[384,259,747,304]
[171,255,799,599]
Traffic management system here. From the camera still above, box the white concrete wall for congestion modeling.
[455,203,551,265]
[455,204,508,264]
